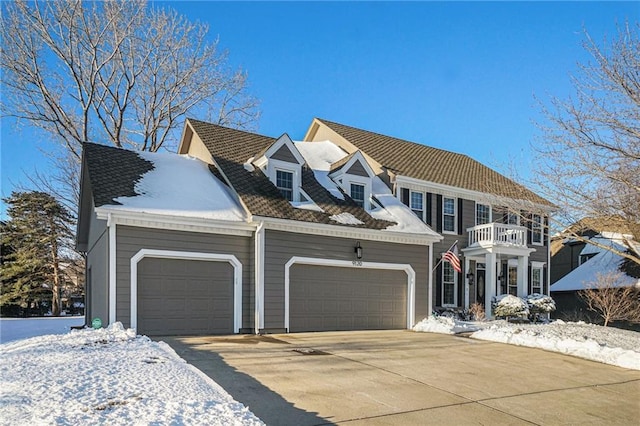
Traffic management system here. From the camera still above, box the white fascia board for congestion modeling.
[95,207,255,237]
[336,151,376,178]
[395,175,555,213]
[255,215,441,245]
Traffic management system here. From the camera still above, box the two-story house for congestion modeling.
[304,119,553,317]
[77,117,552,336]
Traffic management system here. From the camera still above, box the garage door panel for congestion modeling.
[137,257,234,336]
[290,264,407,332]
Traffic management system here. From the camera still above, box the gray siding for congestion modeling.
[264,230,430,330]
[86,211,108,326]
[271,145,299,163]
[115,226,252,329]
[345,160,369,177]
[461,199,475,232]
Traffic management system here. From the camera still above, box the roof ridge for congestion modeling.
[316,118,471,159]
[187,118,274,140]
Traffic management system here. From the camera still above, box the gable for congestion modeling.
[346,160,369,177]
[271,144,300,164]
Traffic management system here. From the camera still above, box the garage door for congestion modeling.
[289,264,407,332]
[137,257,234,336]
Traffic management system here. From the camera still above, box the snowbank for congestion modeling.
[471,320,640,370]
[413,317,640,370]
[0,323,264,425]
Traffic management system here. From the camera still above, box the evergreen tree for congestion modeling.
[1,191,74,316]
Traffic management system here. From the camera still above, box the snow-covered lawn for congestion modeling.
[414,316,640,370]
[0,322,264,425]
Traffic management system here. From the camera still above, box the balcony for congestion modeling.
[467,223,527,248]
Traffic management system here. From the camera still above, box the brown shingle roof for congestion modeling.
[329,151,358,174]
[82,143,154,207]
[316,119,552,205]
[187,119,393,229]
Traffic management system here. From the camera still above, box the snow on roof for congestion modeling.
[107,151,246,222]
[579,237,627,257]
[551,248,640,292]
[295,141,440,237]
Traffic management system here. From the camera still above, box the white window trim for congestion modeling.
[344,175,372,211]
[267,159,301,203]
[531,261,546,295]
[475,202,492,226]
[130,249,243,333]
[441,262,458,307]
[442,196,457,234]
[410,190,425,222]
[532,214,544,246]
[275,168,295,201]
[284,256,416,331]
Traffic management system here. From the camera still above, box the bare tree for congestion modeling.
[579,271,640,326]
[531,22,639,266]
[1,0,259,210]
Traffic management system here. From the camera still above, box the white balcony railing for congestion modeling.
[467,223,528,248]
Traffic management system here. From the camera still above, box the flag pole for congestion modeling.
[432,240,458,272]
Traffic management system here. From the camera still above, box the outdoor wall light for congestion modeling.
[466,272,475,285]
[354,241,363,259]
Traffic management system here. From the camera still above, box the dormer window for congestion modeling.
[350,183,365,207]
[276,169,294,201]
[327,150,376,211]
[252,133,306,203]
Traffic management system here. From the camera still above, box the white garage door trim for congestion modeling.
[284,256,415,331]
[130,249,243,333]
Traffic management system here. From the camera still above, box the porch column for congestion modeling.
[485,252,497,318]
[464,256,470,309]
[517,256,528,297]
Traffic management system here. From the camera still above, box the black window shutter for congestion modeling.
[401,188,410,206]
[528,265,533,294]
[435,262,442,308]
[523,211,532,244]
[543,266,548,294]
[436,194,443,232]
[426,192,433,226]
[457,198,464,235]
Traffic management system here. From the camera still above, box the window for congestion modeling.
[410,191,424,221]
[443,197,456,232]
[506,211,519,225]
[580,253,597,265]
[476,203,491,225]
[276,169,293,201]
[532,214,543,245]
[350,183,365,207]
[531,267,542,294]
[442,262,457,306]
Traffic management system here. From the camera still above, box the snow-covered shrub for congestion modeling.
[526,293,556,314]
[492,294,529,318]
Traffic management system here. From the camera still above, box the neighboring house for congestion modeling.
[550,220,640,319]
[77,118,552,336]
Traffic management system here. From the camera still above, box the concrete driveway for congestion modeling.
[160,330,640,425]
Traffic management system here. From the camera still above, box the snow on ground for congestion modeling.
[413,316,640,370]
[0,316,85,344]
[0,322,264,425]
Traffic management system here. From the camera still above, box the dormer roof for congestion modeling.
[329,150,375,178]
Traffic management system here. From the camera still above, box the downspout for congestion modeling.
[254,221,265,334]
[107,213,116,326]
[428,244,433,315]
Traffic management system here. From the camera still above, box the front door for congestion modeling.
[476,265,486,305]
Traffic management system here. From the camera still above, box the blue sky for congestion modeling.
[1,1,638,217]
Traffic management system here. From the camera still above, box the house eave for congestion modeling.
[395,175,555,213]
[254,215,441,246]
[95,207,255,237]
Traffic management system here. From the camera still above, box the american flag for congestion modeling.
[443,242,461,273]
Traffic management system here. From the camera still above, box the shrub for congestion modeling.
[492,294,529,318]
